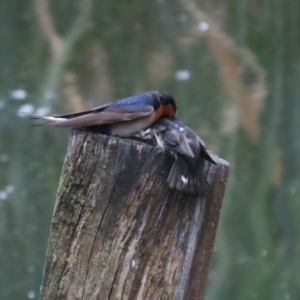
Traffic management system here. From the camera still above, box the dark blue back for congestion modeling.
[111,91,158,108]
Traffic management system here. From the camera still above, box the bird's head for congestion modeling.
[157,91,177,118]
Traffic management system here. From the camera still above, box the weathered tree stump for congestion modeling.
[39,129,229,300]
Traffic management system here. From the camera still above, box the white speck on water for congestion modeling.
[0,154,9,162]
[284,293,291,299]
[18,103,34,116]
[0,191,8,201]
[11,89,27,100]
[5,185,14,194]
[27,290,36,299]
[175,70,190,81]
[198,21,209,31]
[35,106,50,116]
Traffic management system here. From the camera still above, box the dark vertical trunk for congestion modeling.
[39,129,229,300]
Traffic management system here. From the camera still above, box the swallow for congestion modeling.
[137,118,217,194]
[26,91,177,137]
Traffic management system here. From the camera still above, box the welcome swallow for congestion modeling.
[138,117,217,194]
[27,91,177,137]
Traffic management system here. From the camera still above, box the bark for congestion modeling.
[39,129,229,300]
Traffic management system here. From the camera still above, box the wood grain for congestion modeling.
[39,129,229,300]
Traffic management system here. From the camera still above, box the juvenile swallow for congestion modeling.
[27,91,177,137]
[137,118,217,194]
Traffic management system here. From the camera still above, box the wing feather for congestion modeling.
[27,105,154,127]
[53,103,111,118]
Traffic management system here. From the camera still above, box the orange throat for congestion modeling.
[153,104,176,122]
[163,103,176,118]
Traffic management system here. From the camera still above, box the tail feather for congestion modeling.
[167,157,209,195]
[22,112,68,126]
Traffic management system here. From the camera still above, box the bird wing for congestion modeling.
[199,145,217,164]
[167,157,209,195]
[163,129,180,145]
[28,104,154,127]
[163,129,195,158]
[52,102,112,118]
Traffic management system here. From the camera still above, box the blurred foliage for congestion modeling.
[0,0,299,299]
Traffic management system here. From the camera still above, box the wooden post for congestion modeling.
[39,129,229,300]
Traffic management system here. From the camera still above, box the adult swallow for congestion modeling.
[27,91,177,137]
[137,118,217,194]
